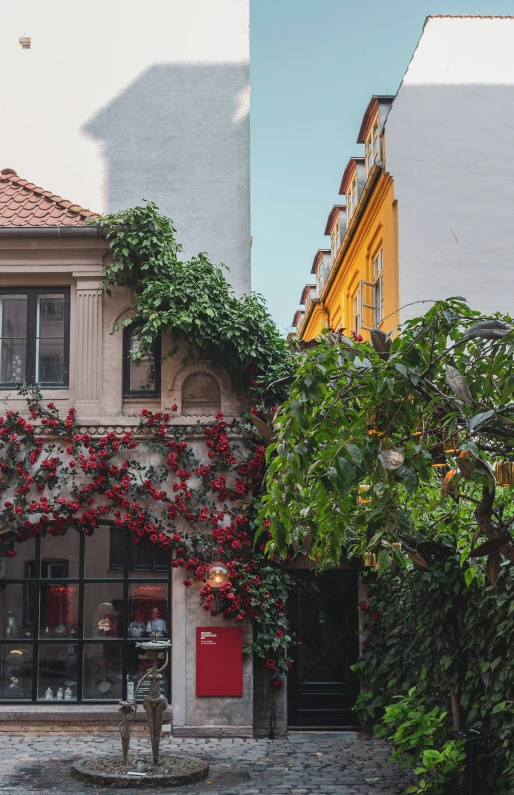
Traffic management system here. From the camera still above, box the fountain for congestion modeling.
[71,635,209,788]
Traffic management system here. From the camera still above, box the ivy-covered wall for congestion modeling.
[355,561,514,794]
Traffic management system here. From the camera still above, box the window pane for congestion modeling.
[0,294,27,338]
[0,339,26,383]
[129,539,171,579]
[84,584,124,639]
[40,532,79,578]
[39,584,79,638]
[0,644,33,699]
[129,584,169,639]
[0,584,34,639]
[2,538,36,579]
[38,643,77,701]
[85,526,124,579]
[129,330,156,392]
[36,339,64,383]
[83,643,123,700]
[37,294,65,338]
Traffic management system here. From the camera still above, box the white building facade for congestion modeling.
[386,15,514,323]
[0,0,251,296]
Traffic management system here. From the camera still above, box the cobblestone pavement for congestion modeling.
[0,732,413,795]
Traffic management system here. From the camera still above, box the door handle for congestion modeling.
[292,640,302,646]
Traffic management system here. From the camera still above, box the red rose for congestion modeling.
[6,549,16,557]
[183,579,193,587]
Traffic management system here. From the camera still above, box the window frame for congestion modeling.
[352,286,362,335]
[0,527,172,704]
[373,250,384,328]
[0,287,70,389]
[346,174,358,222]
[365,113,381,174]
[122,322,161,399]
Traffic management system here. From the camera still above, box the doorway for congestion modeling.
[287,569,359,728]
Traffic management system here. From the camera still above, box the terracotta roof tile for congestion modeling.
[0,168,100,226]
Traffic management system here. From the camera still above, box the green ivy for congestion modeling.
[89,203,293,401]
[354,561,514,794]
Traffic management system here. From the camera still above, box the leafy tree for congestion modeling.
[90,203,293,400]
[262,298,514,579]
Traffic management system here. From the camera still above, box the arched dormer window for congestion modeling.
[181,372,221,416]
[122,324,161,398]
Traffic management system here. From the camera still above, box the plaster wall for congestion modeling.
[386,17,514,323]
[0,0,250,296]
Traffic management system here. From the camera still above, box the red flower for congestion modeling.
[271,677,283,688]
[183,579,193,587]
[6,549,16,558]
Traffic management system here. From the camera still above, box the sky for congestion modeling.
[250,0,514,333]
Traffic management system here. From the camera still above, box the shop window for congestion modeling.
[0,288,70,388]
[0,526,171,703]
[122,323,161,397]
[181,372,221,416]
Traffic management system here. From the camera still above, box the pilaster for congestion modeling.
[74,279,103,418]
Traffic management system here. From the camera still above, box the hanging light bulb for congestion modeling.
[496,462,514,487]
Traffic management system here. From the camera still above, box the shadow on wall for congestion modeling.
[83,64,250,295]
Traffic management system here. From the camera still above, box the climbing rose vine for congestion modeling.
[0,387,291,682]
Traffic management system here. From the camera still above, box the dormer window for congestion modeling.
[365,113,380,173]
[346,174,358,222]
[331,222,340,261]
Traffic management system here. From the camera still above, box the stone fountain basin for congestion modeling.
[71,754,209,788]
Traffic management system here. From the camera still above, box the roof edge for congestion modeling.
[0,225,107,238]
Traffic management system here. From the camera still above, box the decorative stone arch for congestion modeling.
[109,306,134,335]
[169,361,231,418]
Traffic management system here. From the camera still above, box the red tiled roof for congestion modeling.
[0,168,100,226]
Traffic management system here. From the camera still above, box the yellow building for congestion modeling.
[296,96,399,341]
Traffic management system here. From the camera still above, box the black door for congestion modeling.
[287,569,359,728]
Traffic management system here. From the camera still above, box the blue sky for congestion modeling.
[250,0,514,333]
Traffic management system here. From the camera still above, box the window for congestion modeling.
[331,222,340,262]
[365,113,381,173]
[122,324,161,397]
[352,286,362,335]
[0,288,70,388]
[0,526,171,703]
[346,174,358,222]
[373,250,384,327]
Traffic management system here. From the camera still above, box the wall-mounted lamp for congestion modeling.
[206,562,229,613]
[19,37,31,49]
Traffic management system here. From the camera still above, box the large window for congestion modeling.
[365,113,381,173]
[0,288,70,388]
[122,323,161,398]
[373,250,384,327]
[0,526,171,703]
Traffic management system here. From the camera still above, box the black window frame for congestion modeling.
[0,287,70,389]
[0,527,172,704]
[122,322,161,398]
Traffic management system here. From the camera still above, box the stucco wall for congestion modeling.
[0,0,250,296]
[386,17,514,323]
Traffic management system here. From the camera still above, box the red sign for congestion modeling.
[196,626,243,697]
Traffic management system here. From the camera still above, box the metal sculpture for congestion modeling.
[117,633,171,766]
